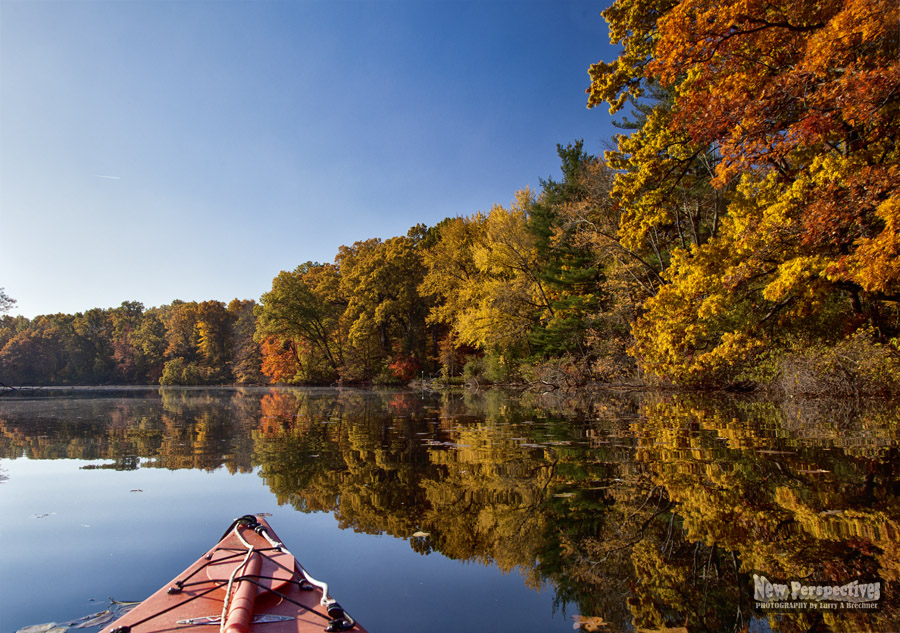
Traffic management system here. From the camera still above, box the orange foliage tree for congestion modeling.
[589,0,900,385]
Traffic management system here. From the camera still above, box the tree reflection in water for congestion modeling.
[0,387,896,632]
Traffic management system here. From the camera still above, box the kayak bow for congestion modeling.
[107,515,366,633]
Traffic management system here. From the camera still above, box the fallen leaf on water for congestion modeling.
[572,614,608,630]
[16,624,61,633]
[72,611,114,629]
[411,531,430,538]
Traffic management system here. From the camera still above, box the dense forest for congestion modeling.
[2,0,898,393]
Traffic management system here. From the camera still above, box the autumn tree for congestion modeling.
[227,299,263,384]
[419,215,485,377]
[68,309,115,382]
[160,301,200,362]
[256,263,346,383]
[419,191,559,382]
[108,301,145,382]
[195,300,233,381]
[0,316,68,384]
[0,314,27,362]
[159,301,203,385]
[130,308,167,382]
[589,0,900,386]
[336,231,431,381]
[459,190,551,353]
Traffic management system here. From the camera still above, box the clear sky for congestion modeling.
[0,0,619,318]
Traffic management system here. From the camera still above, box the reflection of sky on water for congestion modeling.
[2,458,269,630]
[2,455,571,633]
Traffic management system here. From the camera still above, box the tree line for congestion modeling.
[0,299,262,386]
[2,0,898,390]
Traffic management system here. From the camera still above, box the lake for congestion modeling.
[1,387,897,633]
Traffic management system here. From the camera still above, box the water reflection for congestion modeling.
[1,387,897,632]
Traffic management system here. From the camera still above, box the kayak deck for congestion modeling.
[106,515,366,633]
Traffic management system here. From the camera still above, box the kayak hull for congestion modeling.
[106,515,367,633]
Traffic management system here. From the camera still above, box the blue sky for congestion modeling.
[0,0,619,318]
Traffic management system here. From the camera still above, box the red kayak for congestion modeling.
[107,515,367,633]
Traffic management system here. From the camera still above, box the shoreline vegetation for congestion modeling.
[2,0,898,398]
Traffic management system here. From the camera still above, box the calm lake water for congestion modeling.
[1,387,897,633]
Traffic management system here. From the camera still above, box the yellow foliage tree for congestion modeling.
[421,189,550,354]
[589,0,900,385]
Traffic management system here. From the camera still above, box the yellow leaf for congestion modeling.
[572,614,608,631]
